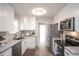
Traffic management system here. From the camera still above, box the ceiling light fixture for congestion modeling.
[32,8,46,16]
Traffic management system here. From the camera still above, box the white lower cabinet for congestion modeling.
[22,36,36,55]
[22,38,27,55]
[0,48,12,56]
[26,36,35,49]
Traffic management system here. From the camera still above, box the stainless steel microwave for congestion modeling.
[60,17,75,31]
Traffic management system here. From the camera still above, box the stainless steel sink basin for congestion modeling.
[13,37,24,40]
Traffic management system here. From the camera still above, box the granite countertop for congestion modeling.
[0,34,35,54]
[65,46,79,55]
[0,39,22,54]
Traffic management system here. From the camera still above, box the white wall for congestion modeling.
[36,17,53,24]
[53,3,79,24]
[36,17,53,46]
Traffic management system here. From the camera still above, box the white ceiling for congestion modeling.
[10,3,67,17]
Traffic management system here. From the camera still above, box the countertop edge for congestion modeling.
[0,35,35,54]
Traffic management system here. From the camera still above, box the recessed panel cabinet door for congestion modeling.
[26,36,35,49]
[20,17,36,30]
[0,48,12,56]
[2,4,9,31]
[22,38,27,55]
[75,16,79,32]
[0,4,14,32]
[0,4,2,30]
[8,4,14,31]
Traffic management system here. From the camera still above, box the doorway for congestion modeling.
[38,23,47,48]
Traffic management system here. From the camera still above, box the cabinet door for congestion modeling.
[30,37,35,48]
[26,36,35,49]
[0,4,14,32]
[27,17,36,30]
[2,4,9,31]
[22,38,27,55]
[75,16,79,32]
[30,17,36,30]
[9,5,14,32]
[0,4,2,30]
[20,17,36,30]
[58,22,60,31]
[0,48,12,56]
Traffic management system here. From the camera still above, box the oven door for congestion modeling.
[58,45,62,54]
[57,45,64,56]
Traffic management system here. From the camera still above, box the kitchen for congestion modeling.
[0,3,79,56]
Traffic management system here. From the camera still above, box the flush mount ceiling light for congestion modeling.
[32,8,46,16]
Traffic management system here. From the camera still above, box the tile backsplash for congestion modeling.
[20,30,35,35]
[3,34,15,40]
[0,30,35,40]
[0,32,8,36]
[0,32,15,40]
[64,31,79,38]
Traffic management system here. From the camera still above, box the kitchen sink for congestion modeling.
[13,37,24,40]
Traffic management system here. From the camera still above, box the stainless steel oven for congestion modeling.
[64,35,79,56]
[65,35,79,46]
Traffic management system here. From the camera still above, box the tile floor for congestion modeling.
[35,46,53,56]
[23,46,53,56]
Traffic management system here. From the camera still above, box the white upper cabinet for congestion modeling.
[20,17,36,30]
[26,36,36,49]
[74,16,79,32]
[0,4,2,30]
[58,22,60,31]
[0,4,14,32]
